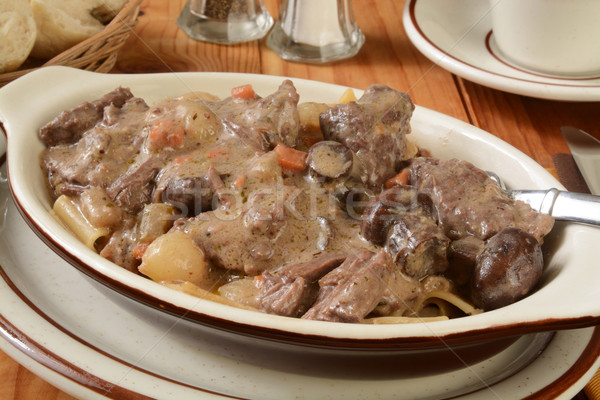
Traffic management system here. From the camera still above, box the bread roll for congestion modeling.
[0,0,37,73]
[30,0,128,60]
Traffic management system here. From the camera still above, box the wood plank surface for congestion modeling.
[1,0,598,398]
[115,0,263,74]
[0,350,76,400]
[458,78,600,171]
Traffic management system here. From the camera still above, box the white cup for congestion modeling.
[489,0,600,76]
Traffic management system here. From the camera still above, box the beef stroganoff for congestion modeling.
[38,81,554,323]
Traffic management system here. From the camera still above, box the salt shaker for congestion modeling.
[266,0,364,63]
[177,0,274,44]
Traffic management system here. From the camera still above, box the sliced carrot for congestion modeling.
[133,242,150,261]
[273,143,307,171]
[205,146,227,159]
[384,169,410,188]
[231,84,256,100]
[148,120,185,150]
[233,175,245,188]
[173,156,193,164]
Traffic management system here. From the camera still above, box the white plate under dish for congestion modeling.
[2,67,600,354]
[1,160,599,399]
[403,0,600,101]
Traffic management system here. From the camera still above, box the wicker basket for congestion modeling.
[0,0,142,88]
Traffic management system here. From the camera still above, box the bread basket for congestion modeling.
[0,0,142,88]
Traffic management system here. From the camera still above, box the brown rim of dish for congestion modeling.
[407,0,600,87]
[0,121,6,167]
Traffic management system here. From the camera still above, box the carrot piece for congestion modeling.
[148,120,185,150]
[173,156,192,164]
[384,169,410,188]
[273,143,307,171]
[133,242,150,261]
[233,175,245,188]
[205,146,227,159]
[231,84,256,100]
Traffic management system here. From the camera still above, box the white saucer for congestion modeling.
[0,159,599,399]
[403,0,600,101]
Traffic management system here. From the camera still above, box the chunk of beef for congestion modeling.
[98,222,138,272]
[274,253,348,282]
[302,250,394,323]
[40,131,114,197]
[40,87,134,146]
[409,157,554,242]
[106,157,162,213]
[311,250,374,303]
[259,253,347,317]
[319,84,414,188]
[208,80,300,150]
[153,153,222,216]
[40,95,149,199]
[371,269,422,317]
[261,277,310,318]
[157,175,213,216]
[189,182,311,275]
[102,97,148,126]
[154,164,234,217]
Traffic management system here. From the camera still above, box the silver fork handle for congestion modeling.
[552,190,600,226]
[514,189,600,226]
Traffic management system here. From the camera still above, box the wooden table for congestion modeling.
[1,0,598,398]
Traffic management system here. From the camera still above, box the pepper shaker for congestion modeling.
[266,0,364,63]
[177,0,273,44]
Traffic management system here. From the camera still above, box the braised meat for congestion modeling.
[320,84,414,188]
[39,97,149,198]
[40,87,134,146]
[409,157,554,242]
[208,79,300,150]
[259,253,347,317]
[302,250,395,322]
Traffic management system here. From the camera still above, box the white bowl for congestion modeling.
[1,67,599,357]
